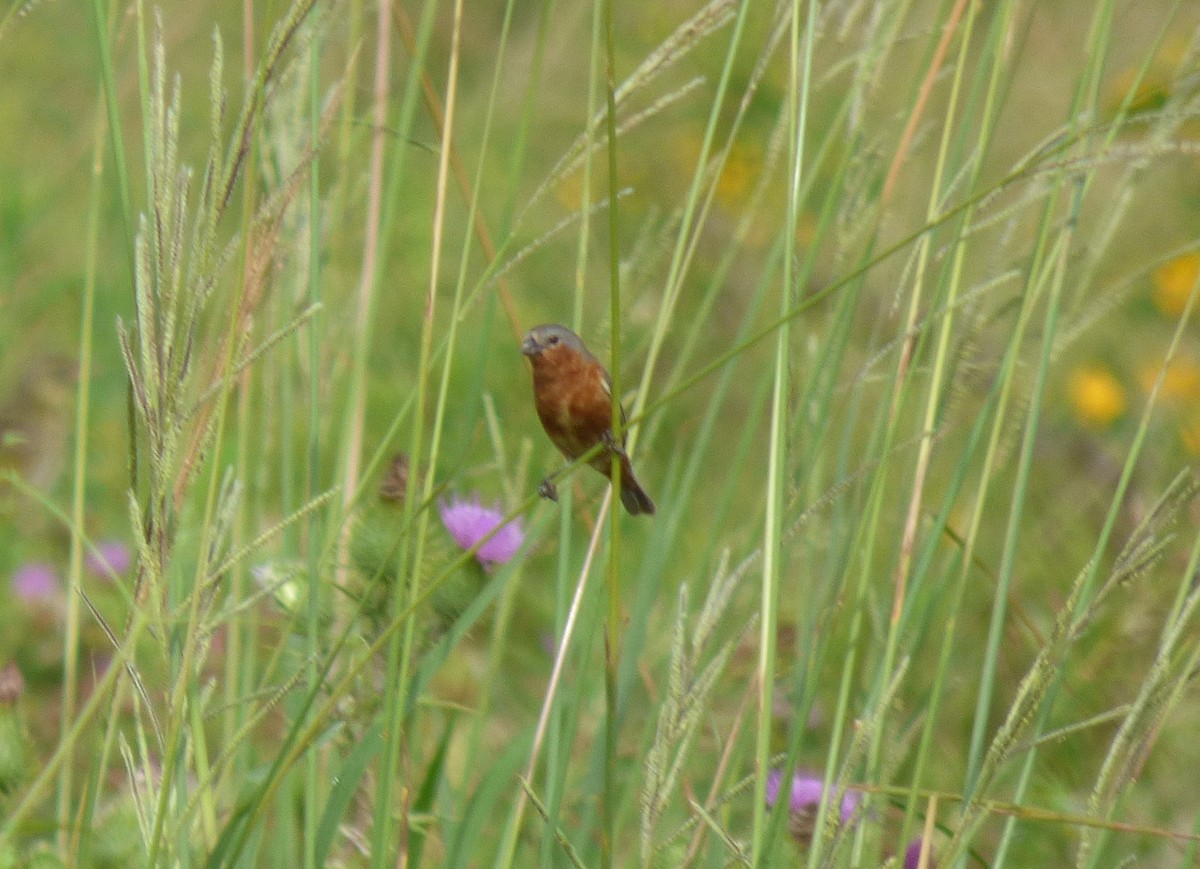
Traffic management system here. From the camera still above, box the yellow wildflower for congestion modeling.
[1152,253,1200,317]
[1068,365,1126,430]
[671,132,763,209]
[1105,35,1190,117]
[715,141,762,208]
[1180,413,1200,456]
[1105,66,1171,116]
[1137,357,1200,403]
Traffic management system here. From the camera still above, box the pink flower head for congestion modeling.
[439,496,525,566]
[11,562,60,601]
[86,540,132,579]
[765,769,858,824]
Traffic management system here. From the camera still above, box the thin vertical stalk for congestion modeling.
[303,23,323,869]
[538,0,596,858]
[0,579,161,847]
[627,0,754,442]
[373,0,463,860]
[221,0,258,837]
[318,0,438,853]
[963,0,1117,799]
[89,0,134,279]
[494,493,612,868]
[335,0,391,591]
[805,0,972,856]
[347,0,393,852]
[436,0,524,784]
[866,0,981,859]
[895,0,1016,851]
[58,96,106,857]
[884,0,977,641]
[752,0,813,863]
[601,1,622,865]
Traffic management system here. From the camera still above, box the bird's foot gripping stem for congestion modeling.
[600,429,627,459]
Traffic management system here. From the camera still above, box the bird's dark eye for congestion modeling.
[547,335,560,346]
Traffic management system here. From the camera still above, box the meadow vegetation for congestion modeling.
[1,0,1200,865]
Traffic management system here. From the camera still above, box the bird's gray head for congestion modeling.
[520,324,592,360]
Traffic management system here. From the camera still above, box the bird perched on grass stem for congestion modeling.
[0,355,77,500]
[521,324,654,516]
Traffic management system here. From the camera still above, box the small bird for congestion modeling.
[521,324,655,516]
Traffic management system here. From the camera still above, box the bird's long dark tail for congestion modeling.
[618,460,655,516]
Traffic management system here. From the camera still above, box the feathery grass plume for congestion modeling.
[942,470,1199,864]
[119,17,228,604]
[1093,468,1198,608]
[1075,470,1200,862]
[518,0,737,224]
[935,288,1020,420]
[199,485,337,594]
[1059,28,1200,326]
[814,659,909,862]
[103,3,317,863]
[641,550,752,863]
[1078,577,1200,864]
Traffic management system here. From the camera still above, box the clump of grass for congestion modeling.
[943,470,1199,865]
[640,549,753,862]
[0,0,320,861]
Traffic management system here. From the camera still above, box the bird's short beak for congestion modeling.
[520,334,540,357]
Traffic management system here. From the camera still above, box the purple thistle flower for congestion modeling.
[439,496,525,566]
[86,540,132,579]
[765,769,859,824]
[11,562,59,602]
[904,837,934,868]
